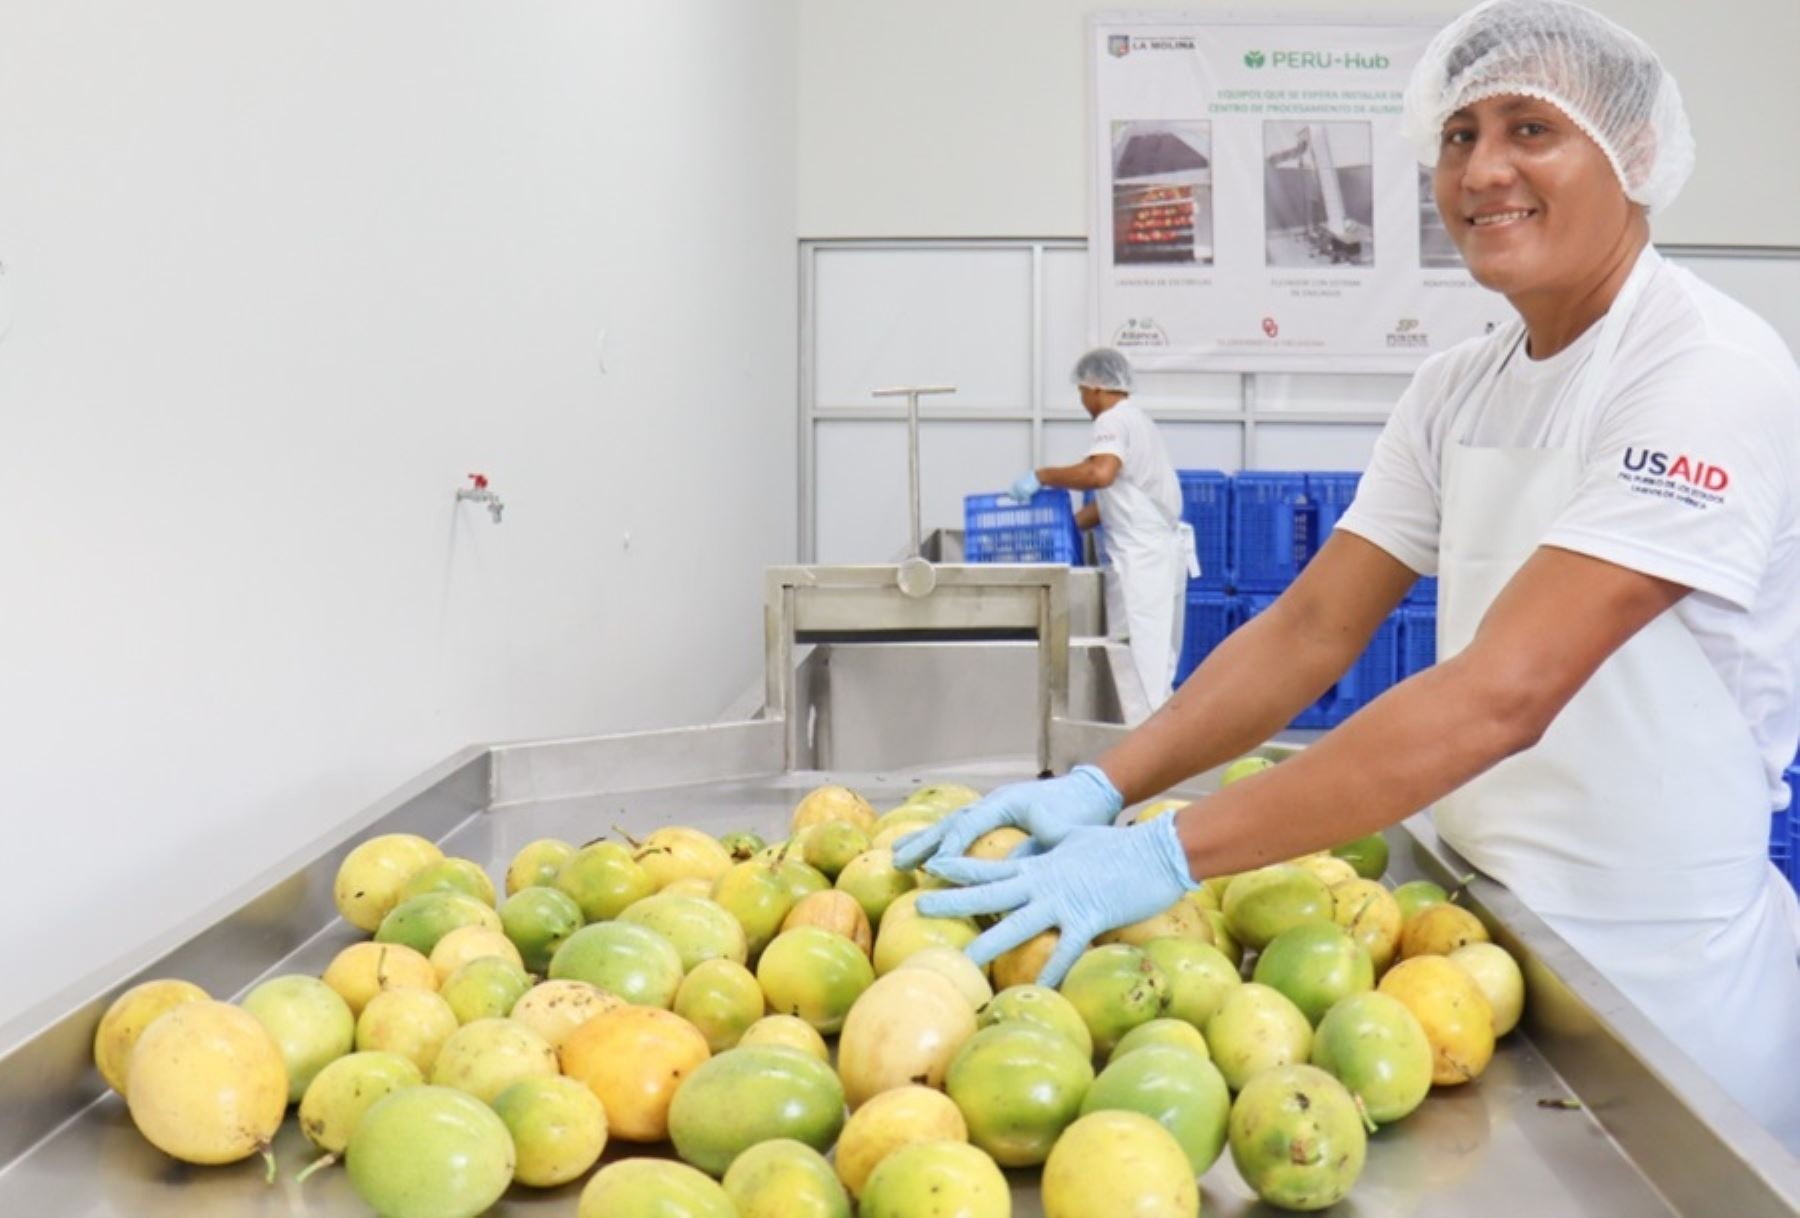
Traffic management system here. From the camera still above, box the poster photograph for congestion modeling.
[1111,121,1214,267]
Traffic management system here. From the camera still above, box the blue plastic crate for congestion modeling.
[964,490,1082,565]
[1232,473,1309,590]
[1087,474,1227,585]
[1178,471,1232,589]
[1237,593,1329,727]
[1787,768,1800,890]
[1175,590,1237,686]
[1322,612,1401,726]
[1398,605,1437,678]
[1083,490,1107,566]
[1239,593,1401,727]
[1307,468,1439,605]
[1305,472,1361,563]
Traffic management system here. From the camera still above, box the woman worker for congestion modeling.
[898,0,1800,1149]
[1010,347,1196,707]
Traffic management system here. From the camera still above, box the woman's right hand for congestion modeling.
[891,764,1125,871]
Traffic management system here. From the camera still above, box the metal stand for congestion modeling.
[763,563,1071,774]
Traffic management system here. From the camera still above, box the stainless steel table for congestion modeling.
[4,557,1795,1215]
[4,748,1796,1217]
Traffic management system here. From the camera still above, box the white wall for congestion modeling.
[797,0,1800,246]
[0,1,798,1022]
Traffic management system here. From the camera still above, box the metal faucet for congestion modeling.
[456,473,505,523]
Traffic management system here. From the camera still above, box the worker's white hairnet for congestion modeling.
[1402,0,1694,213]
[1072,347,1134,392]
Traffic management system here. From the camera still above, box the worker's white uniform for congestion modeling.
[1340,247,1800,1150]
[1090,401,1195,707]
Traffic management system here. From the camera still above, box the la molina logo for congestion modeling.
[1621,447,1729,491]
[1243,49,1266,68]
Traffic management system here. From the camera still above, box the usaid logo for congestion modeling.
[1621,448,1729,491]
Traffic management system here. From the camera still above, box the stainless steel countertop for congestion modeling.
[10,755,1789,1217]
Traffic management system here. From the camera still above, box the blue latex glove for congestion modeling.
[891,764,1124,872]
[916,816,1199,987]
[1008,471,1042,503]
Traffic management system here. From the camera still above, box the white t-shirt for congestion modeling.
[1088,401,1182,546]
[1339,250,1800,812]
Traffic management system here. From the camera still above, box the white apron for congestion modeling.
[1105,517,1197,708]
[1432,256,1800,1149]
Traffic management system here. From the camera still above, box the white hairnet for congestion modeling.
[1402,0,1694,212]
[1072,347,1134,392]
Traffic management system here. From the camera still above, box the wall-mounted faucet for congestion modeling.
[456,472,505,523]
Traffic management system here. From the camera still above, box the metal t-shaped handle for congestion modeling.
[871,384,957,558]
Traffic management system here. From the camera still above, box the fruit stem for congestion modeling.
[261,1146,278,1186]
[1354,1094,1379,1135]
[292,1151,337,1185]
[611,824,644,849]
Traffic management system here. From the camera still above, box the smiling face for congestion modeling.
[1433,93,1642,302]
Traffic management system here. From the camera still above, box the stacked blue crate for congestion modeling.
[964,490,1083,564]
[1232,473,1309,591]
[1398,604,1437,678]
[1774,798,1792,889]
[1324,614,1400,725]
[1307,470,1440,608]
[1238,593,1401,727]
[1237,593,1328,727]
[1791,809,1800,893]
[1784,765,1800,892]
[1123,470,1430,715]
[1090,472,1231,582]
[1176,591,1237,687]
[1178,471,1232,589]
[1082,489,1106,566]
[1305,472,1361,568]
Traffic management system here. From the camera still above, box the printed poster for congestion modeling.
[1091,13,1514,372]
